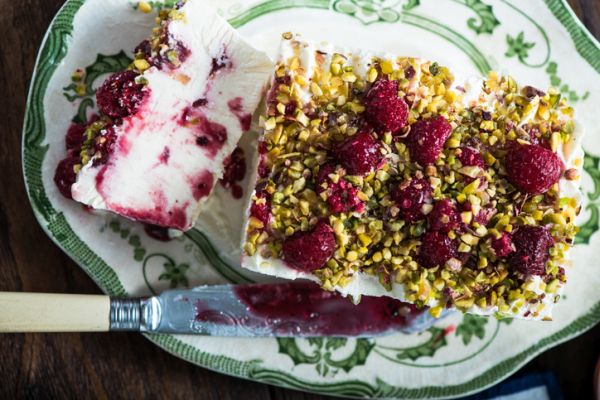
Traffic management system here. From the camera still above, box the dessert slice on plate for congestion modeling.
[241,35,583,320]
[54,0,272,231]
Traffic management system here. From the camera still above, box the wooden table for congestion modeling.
[1,0,599,398]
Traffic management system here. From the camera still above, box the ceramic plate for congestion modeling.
[23,0,600,398]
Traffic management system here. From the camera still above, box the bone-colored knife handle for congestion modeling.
[0,292,111,332]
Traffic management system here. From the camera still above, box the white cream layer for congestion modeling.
[72,0,273,230]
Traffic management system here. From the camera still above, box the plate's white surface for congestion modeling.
[23,0,600,398]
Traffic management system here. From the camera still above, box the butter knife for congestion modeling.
[0,282,441,336]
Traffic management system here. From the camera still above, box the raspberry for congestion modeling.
[391,178,432,223]
[316,163,336,191]
[91,126,117,165]
[134,40,152,62]
[250,191,271,228]
[524,127,549,148]
[428,199,460,232]
[282,222,337,272]
[491,233,514,258]
[505,143,564,194]
[457,146,484,168]
[418,231,458,268]
[334,131,383,175]
[508,226,554,276]
[220,147,246,199]
[65,123,86,150]
[266,76,291,114]
[54,154,78,199]
[316,164,364,213]
[65,115,100,150]
[364,79,408,134]
[96,70,146,119]
[406,116,452,166]
[284,101,297,116]
[474,206,496,226]
[220,147,246,187]
[327,180,364,214]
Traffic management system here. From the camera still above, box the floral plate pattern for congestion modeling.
[23,0,600,398]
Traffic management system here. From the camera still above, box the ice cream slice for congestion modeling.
[241,35,583,320]
[55,0,273,230]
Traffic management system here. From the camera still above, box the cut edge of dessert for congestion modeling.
[54,0,273,231]
[240,34,584,320]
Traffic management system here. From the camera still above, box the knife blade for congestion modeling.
[111,281,442,336]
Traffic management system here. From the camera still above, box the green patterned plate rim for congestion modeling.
[22,0,600,398]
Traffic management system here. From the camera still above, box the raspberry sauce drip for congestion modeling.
[193,282,424,336]
[219,147,246,199]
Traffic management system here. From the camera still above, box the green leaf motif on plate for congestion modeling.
[389,327,448,361]
[142,253,191,294]
[583,153,600,202]
[131,0,178,11]
[62,51,132,123]
[575,153,600,245]
[401,0,419,10]
[505,31,536,63]
[458,0,500,35]
[107,219,146,261]
[545,61,590,103]
[372,326,451,363]
[83,51,132,95]
[22,0,600,396]
[332,0,413,25]
[158,259,190,288]
[277,337,374,376]
[575,204,598,245]
[455,314,488,345]
[104,219,192,293]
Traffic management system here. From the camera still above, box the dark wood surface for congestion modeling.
[1,0,599,398]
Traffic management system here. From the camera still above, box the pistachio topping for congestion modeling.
[243,37,581,319]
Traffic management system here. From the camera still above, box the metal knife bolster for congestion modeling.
[109,297,161,332]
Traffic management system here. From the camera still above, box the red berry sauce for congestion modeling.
[227,97,252,131]
[191,171,215,201]
[209,48,232,78]
[208,281,425,336]
[180,107,228,158]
